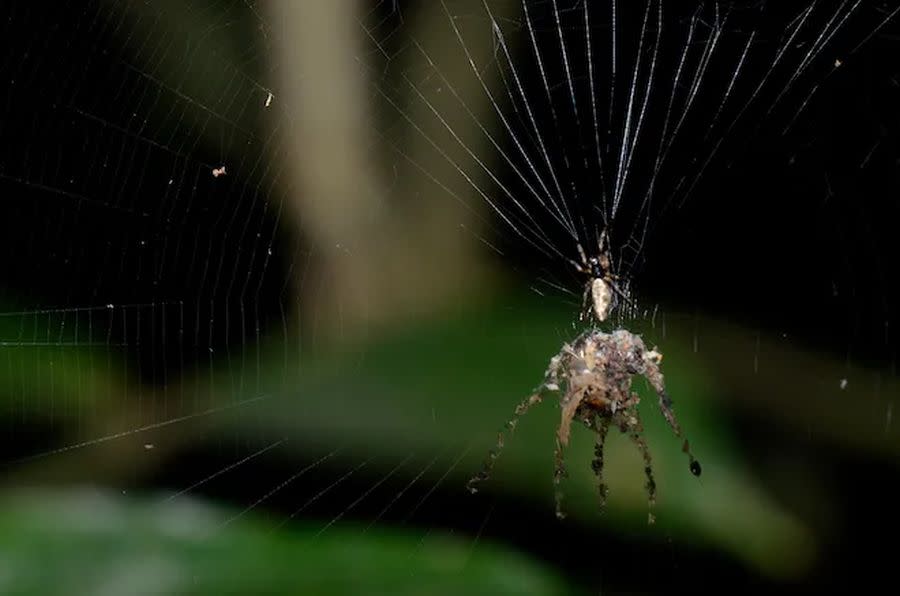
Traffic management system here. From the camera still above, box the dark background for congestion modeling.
[1,1,898,594]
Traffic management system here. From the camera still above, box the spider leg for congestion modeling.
[466,392,543,494]
[659,389,701,473]
[579,283,591,322]
[577,242,588,266]
[557,391,586,450]
[554,391,586,519]
[641,357,702,478]
[597,230,609,254]
[625,407,658,524]
[590,415,611,509]
[553,436,568,520]
[598,231,614,274]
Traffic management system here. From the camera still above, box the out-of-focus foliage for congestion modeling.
[0,489,571,595]
[215,294,819,578]
[8,292,896,585]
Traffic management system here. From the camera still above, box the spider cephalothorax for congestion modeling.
[468,328,700,524]
[585,251,611,281]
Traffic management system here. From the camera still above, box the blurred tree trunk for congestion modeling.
[271,0,517,343]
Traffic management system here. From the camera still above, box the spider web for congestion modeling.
[0,0,898,593]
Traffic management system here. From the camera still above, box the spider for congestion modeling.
[467,327,701,524]
[569,232,630,323]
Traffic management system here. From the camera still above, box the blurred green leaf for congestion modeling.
[8,292,895,581]
[0,310,124,423]
[211,295,819,579]
[0,489,572,595]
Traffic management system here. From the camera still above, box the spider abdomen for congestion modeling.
[591,277,613,321]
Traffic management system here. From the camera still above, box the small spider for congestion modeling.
[569,232,629,323]
[467,327,700,524]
